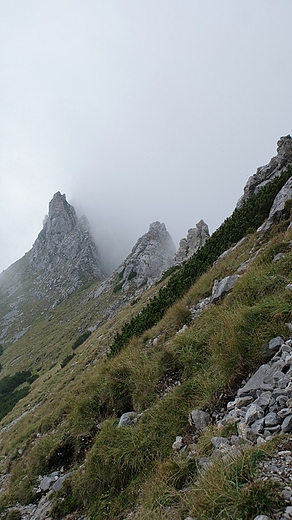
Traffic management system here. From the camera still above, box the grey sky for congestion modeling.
[1,1,292,273]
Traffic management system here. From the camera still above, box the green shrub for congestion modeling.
[61,354,75,368]
[128,270,137,280]
[72,331,91,350]
[6,509,22,520]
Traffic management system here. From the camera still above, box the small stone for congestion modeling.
[250,418,265,434]
[264,412,280,427]
[278,451,292,456]
[273,388,288,398]
[245,428,260,443]
[253,515,271,520]
[245,403,264,425]
[284,505,292,518]
[238,365,270,397]
[52,474,69,493]
[230,435,244,446]
[234,395,254,408]
[254,392,272,410]
[211,275,239,302]
[278,408,292,419]
[262,336,284,358]
[276,395,288,408]
[282,415,292,433]
[265,424,281,434]
[188,409,211,431]
[257,437,266,446]
[211,437,229,449]
[40,476,55,492]
[198,457,210,468]
[172,436,184,450]
[282,488,292,500]
[118,411,138,428]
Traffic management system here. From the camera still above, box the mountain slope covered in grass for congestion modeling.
[0,148,292,519]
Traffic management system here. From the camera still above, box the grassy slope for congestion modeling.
[0,174,291,518]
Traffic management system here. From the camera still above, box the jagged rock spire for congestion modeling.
[28,192,105,304]
[174,220,210,264]
[115,221,176,292]
[237,135,292,208]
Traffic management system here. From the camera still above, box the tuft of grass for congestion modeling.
[187,447,284,520]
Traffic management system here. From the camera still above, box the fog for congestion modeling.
[1,1,292,273]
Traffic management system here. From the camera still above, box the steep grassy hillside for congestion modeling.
[0,168,292,519]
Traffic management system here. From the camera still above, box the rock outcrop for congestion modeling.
[262,176,292,231]
[0,192,106,342]
[237,135,292,208]
[113,221,175,293]
[174,220,209,264]
[27,192,106,303]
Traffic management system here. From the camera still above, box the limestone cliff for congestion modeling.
[174,220,209,264]
[113,221,176,293]
[237,135,292,208]
[27,192,106,304]
[0,192,106,343]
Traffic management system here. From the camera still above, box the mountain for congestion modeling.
[0,196,177,349]
[112,221,175,293]
[0,138,292,520]
[237,134,292,207]
[174,219,209,264]
[0,191,106,345]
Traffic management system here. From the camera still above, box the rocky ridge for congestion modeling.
[237,135,292,208]
[174,220,210,264]
[0,198,178,344]
[27,192,106,303]
[92,221,176,302]
[114,221,175,292]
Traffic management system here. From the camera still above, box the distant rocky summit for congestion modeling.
[237,135,292,207]
[0,192,107,343]
[174,220,209,264]
[114,221,176,293]
[27,192,106,304]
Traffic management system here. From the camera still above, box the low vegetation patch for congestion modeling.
[0,371,38,421]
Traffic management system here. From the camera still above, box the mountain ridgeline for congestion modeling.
[0,136,292,520]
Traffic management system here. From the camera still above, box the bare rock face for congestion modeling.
[174,220,209,264]
[262,176,292,231]
[27,192,105,303]
[115,221,175,293]
[237,135,292,208]
[0,192,106,343]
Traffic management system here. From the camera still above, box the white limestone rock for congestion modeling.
[174,220,209,264]
[263,176,292,231]
[211,275,239,302]
[237,135,292,208]
[114,221,175,293]
[28,192,106,300]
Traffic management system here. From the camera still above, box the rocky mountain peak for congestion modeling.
[114,221,175,293]
[40,191,78,243]
[27,192,106,304]
[237,135,292,207]
[174,219,210,264]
